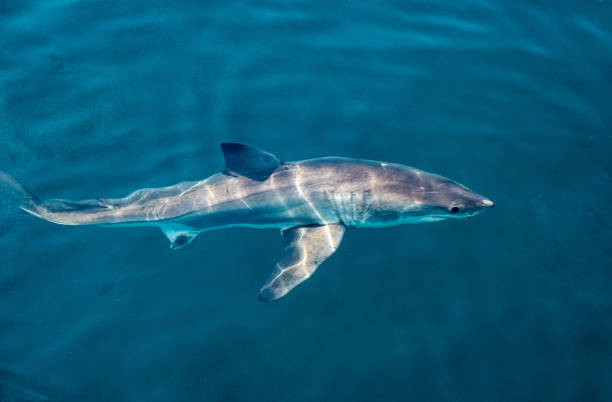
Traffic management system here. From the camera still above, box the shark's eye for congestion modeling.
[450,206,460,213]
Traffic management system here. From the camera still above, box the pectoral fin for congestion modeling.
[258,224,345,302]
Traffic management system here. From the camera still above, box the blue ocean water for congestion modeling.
[1,0,611,401]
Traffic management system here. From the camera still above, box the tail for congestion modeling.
[0,170,44,218]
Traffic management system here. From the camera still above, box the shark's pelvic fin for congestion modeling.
[220,143,282,181]
[161,224,199,250]
[258,224,345,302]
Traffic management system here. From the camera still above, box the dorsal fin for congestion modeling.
[220,143,281,181]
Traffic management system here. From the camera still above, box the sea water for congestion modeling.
[1,1,611,401]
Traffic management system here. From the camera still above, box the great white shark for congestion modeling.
[1,143,494,301]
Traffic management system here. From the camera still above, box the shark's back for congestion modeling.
[0,143,493,302]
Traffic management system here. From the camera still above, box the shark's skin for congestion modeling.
[1,143,494,301]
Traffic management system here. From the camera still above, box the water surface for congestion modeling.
[1,1,611,401]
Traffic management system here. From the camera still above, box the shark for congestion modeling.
[0,143,494,301]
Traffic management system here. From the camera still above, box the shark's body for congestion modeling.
[1,143,494,301]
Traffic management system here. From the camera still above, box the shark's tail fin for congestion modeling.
[0,170,44,218]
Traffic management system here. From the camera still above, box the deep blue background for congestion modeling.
[1,1,611,401]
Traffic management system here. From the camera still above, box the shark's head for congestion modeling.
[373,165,494,225]
[420,173,494,219]
[402,171,494,222]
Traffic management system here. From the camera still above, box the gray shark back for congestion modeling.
[1,143,494,302]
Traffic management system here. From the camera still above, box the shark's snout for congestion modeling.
[472,197,495,215]
[465,198,494,219]
[480,198,495,208]
[444,190,494,220]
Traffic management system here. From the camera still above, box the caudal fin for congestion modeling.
[0,170,44,218]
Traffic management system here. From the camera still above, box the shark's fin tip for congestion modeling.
[161,224,199,250]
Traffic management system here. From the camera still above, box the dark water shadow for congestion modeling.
[0,368,58,401]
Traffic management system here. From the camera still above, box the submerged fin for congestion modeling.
[0,170,43,217]
[220,143,281,181]
[42,198,109,212]
[161,224,199,250]
[258,224,345,302]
